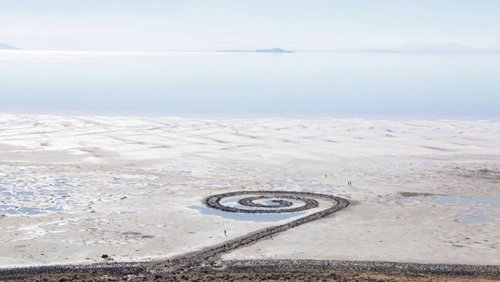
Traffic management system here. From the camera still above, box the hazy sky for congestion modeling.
[1,0,499,51]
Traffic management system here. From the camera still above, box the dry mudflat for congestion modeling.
[0,114,499,280]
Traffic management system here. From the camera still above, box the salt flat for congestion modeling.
[0,114,499,267]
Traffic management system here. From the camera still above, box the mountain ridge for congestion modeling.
[0,42,17,49]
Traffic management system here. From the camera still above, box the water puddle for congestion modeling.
[0,166,82,216]
[220,195,306,212]
[191,205,307,222]
[458,209,500,224]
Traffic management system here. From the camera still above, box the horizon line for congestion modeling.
[1,49,499,54]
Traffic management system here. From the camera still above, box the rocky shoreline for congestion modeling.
[1,191,498,281]
[0,259,498,281]
[224,259,500,278]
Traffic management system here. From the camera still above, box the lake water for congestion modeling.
[0,50,499,119]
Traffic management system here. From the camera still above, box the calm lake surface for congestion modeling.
[0,51,499,119]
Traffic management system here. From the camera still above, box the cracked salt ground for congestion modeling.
[271,178,334,190]
[160,168,192,176]
[107,177,161,189]
[399,195,500,224]
[0,167,82,216]
[197,180,231,188]
[0,115,499,267]
[399,196,500,206]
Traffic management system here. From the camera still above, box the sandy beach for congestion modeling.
[0,114,499,278]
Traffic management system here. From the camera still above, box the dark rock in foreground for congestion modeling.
[0,259,498,281]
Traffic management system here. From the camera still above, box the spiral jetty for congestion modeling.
[1,191,498,281]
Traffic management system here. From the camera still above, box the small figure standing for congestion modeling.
[348,181,352,186]
[224,230,227,237]
[325,174,327,178]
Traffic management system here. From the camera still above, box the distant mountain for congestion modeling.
[255,48,293,53]
[363,42,499,53]
[217,48,293,53]
[0,43,17,49]
[399,42,477,52]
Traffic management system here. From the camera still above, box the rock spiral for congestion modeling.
[205,191,324,214]
[165,190,349,271]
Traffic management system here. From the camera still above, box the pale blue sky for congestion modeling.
[0,0,499,51]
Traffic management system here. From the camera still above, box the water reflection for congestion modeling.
[191,205,306,222]
[0,52,498,118]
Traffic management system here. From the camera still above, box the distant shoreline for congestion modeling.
[216,48,294,53]
[1,49,499,54]
[2,48,499,54]
[0,112,498,122]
